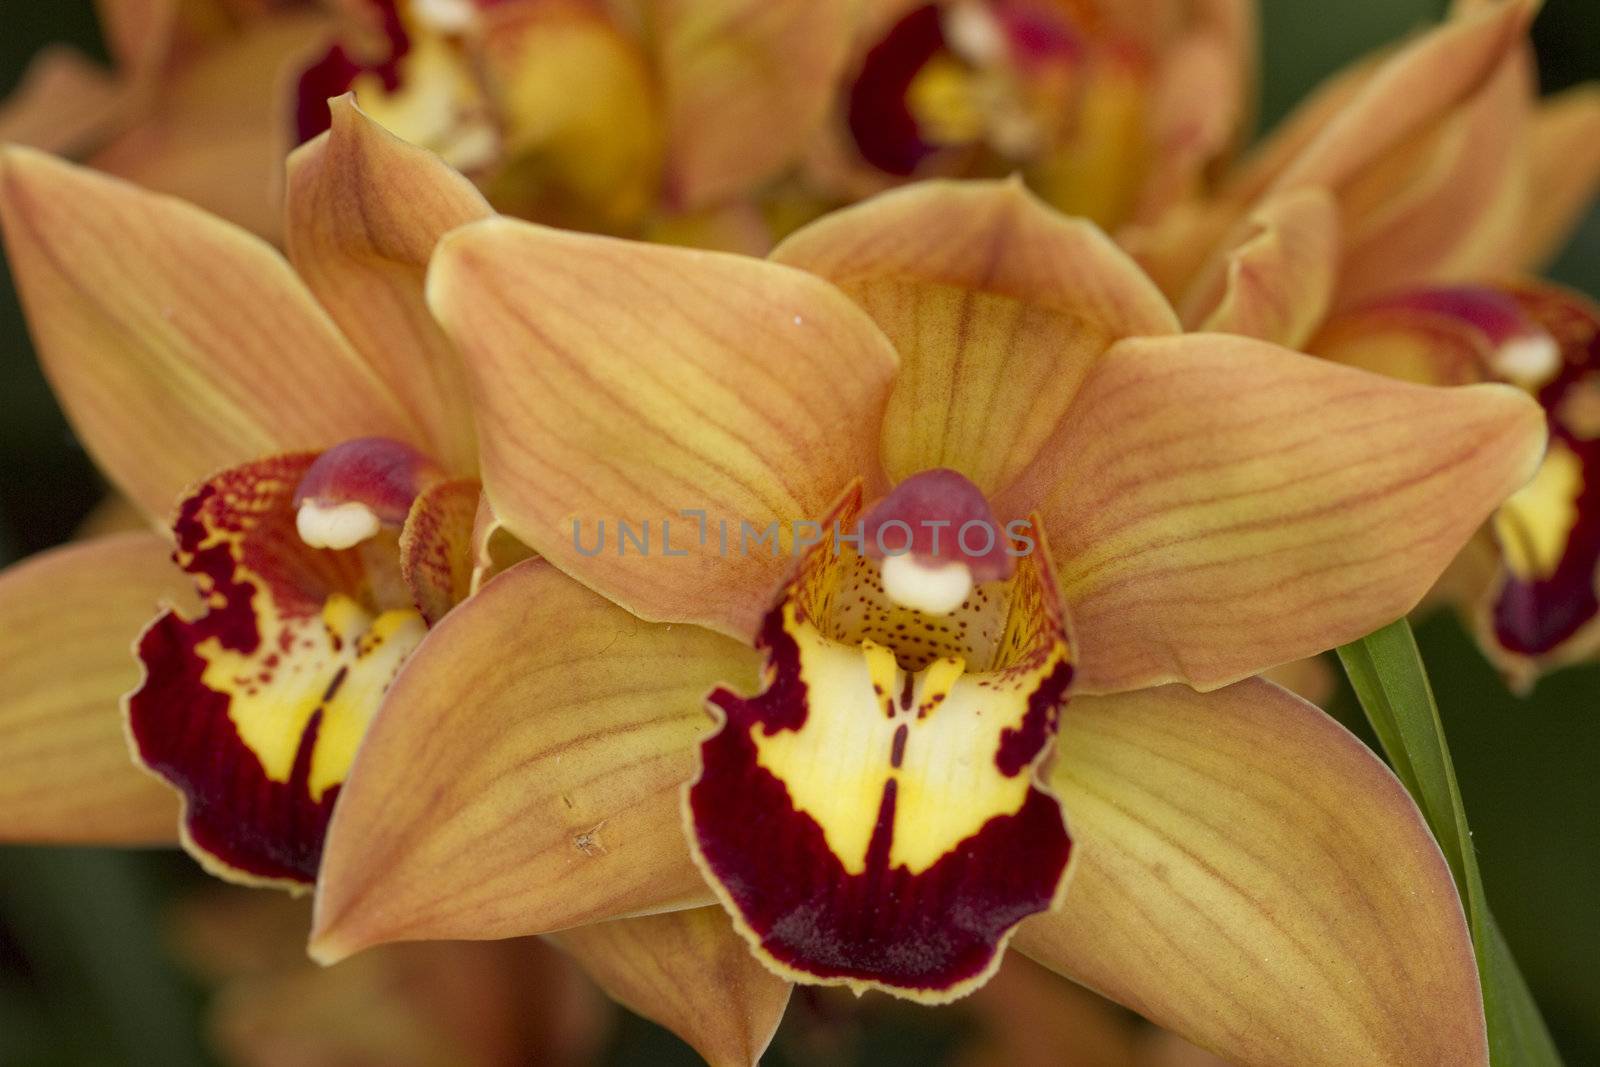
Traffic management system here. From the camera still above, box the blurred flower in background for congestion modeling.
[0,0,331,239]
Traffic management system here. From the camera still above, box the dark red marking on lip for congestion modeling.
[690,595,1072,996]
[128,455,377,886]
[996,659,1072,776]
[294,0,410,145]
[847,5,947,176]
[889,723,909,768]
[898,672,916,713]
[692,702,1071,993]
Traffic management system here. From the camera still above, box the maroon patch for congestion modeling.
[294,0,410,145]
[847,5,947,176]
[127,453,419,886]
[689,604,1073,998]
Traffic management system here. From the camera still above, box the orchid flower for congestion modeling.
[1160,1,1600,686]
[291,0,852,238]
[0,99,500,883]
[280,179,1548,1065]
[806,0,1255,231]
[0,0,334,239]
[0,0,855,245]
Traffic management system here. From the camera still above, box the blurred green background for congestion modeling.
[1,1,1597,1064]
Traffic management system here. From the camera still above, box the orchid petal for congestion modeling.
[90,10,334,239]
[0,148,420,522]
[1181,1,1529,313]
[1515,84,1600,271]
[311,560,755,963]
[1002,333,1546,693]
[554,908,791,1067]
[1268,1,1526,197]
[426,217,899,641]
[1313,283,1600,685]
[654,0,851,210]
[1017,679,1487,1067]
[286,97,490,475]
[0,46,126,157]
[1184,188,1339,349]
[1133,33,1242,223]
[773,180,1177,496]
[92,0,181,79]
[0,534,186,844]
[1331,51,1529,308]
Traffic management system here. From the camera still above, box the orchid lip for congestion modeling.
[687,482,1075,1001]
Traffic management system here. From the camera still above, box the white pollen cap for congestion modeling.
[881,553,974,616]
[1494,334,1561,385]
[412,0,478,33]
[945,1,1006,66]
[297,500,382,551]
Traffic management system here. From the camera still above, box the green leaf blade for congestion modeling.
[1338,619,1562,1067]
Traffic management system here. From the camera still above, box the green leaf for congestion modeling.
[1339,619,1562,1067]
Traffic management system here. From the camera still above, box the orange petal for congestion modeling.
[1183,187,1339,349]
[90,10,333,239]
[0,534,187,844]
[1185,2,1530,313]
[773,180,1178,496]
[555,908,791,1067]
[0,147,421,521]
[1002,333,1547,693]
[311,560,754,963]
[426,217,899,641]
[1131,32,1243,223]
[1515,83,1600,271]
[93,0,182,78]
[1017,679,1487,1067]
[655,0,852,210]
[0,46,127,157]
[1268,1,1526,195]
[286,96,491,475]
[1331,50,1530,308]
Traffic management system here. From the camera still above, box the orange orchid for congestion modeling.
[1156,1,1600,687]
[0,99,494,882]
[804,0,1255,231]
[0,0,855,245]
[254,178,1552,1065]
[288,0,852,237]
